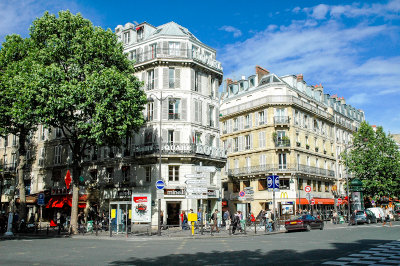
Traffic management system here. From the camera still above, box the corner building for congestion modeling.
[220,66,364,218]
[115,21,225,226]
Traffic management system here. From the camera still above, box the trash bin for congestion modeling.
[338,216,345,224]
[87,220,93,232]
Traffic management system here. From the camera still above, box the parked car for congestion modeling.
[349,210,368,225]
[367,207,385,222]
[365,210,377,224]
[285,214,324,232]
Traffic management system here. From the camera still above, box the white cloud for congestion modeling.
[310,4,329,20]
[219,25,242,38]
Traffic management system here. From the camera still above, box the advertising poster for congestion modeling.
[132,193,152,223]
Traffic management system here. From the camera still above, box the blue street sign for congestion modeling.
[38,193,45,206]
[156,180,165,190]
[267,175,279,190]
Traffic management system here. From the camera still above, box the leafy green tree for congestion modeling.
[342,121,400,199]
[0,35,40,221]
[29,11,146,233]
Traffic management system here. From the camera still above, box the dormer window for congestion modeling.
[136,27,144,41]
[123,32,130,44]
[249,78,255,87]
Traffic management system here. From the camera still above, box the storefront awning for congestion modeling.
[296,198,335,205]
[45,195,87,209]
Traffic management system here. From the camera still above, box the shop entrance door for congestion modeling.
[167,202,180,226]
[109,201,131,234]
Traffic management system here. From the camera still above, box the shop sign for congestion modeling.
[51,188,71,195]
[164,189,185,196]
[207,190,218,198]
[132,193,151,223]
[117,190,132,198]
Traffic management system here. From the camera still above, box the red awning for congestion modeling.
[45,195,87,209]
[296,198,335,205]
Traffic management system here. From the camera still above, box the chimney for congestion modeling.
[297,74,303,82]
[255,65,269,80]
[340,97,346,104]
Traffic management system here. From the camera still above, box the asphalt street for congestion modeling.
[1,222,399,265]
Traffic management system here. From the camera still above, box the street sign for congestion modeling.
[185,174,206,178]
[38,193,45,206]
[156,180,165,190]
[157,189,164,199]
[267,175,279,191]
[310,199,315,205]
[304,185,312,193]
[194,166,216,173]
[337,198,342,205]
[305,193,312,202]
[186,187,207,193]
[239,191,246,197]
[186,179,207,185]
[186,194,207,199]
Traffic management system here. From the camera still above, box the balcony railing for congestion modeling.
[274,116,290,125]
[274,140,290,148]
[133,48,223,72]
[131,142,227,159]
[168,113,180,120]
[227,163,335,177]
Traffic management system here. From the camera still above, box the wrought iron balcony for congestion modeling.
[274,140,290,148]
[274,116,290,125]
[227,163,335,178]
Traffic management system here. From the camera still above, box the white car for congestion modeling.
[367,207,385,222]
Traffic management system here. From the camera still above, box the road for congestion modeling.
[1,223,399,265]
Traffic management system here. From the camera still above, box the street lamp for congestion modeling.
[147,91,173,236]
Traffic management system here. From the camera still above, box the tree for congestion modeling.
[0,34,40,221]
[29,11,146,233]
[342,121,400,199]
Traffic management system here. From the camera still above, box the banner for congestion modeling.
[132,193,152,223]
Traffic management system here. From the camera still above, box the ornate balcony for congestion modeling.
[274,116,290,126]
[275,140,290,148]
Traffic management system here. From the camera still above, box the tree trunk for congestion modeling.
[70,183,79,234]
[17,154,27,221]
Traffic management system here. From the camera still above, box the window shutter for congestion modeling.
[154,68,159,89]
[144,45,148,61]
[163,68,168,89]
[239,136,243,151]
[162,101,168,120]
[162,41,168,54]
[250,133,253,149]
[264,109,268,124]
[191,69,195,91]
[199,100,203,125]
[181,98,187,121]
[175,68,181,88]
[153,101,158,120]
[162,129,167,143]
[255,112,258,126]
[174,131,180,143]
[198,72,202,94]
[215,107,219,129]
[206,104,210,126]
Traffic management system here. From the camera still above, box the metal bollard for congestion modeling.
[46,226,49,235]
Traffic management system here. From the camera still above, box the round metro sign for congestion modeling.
[304,185,312,193]
[156,180,165,190]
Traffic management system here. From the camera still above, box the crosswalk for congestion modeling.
[323,240,400,265]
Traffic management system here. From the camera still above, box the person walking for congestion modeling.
[211,209,219,235]
[332,210,338,224]
[224,210,231,230]
[250,212,256,227]
[382,206,393,227]
[348,210,357,226]
[180,210,188,230]
[232,212,240,234]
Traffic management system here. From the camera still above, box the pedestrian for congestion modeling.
[382,206,393,227]
[197,208,202,229]
[160,210,164,229]
[211,209,219,234]
[180,210,188,230]
[348,210,357,226]
[232,212,240,234]
[250,212,256,227]
[224,210,231,230]
[332,210,338,224]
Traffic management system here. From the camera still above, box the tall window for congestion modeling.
[245,114,250,128]
[168,42,180,56]
[194,99,202,123]
[209,135,214,147]
[122,166,130,182]
[194,71,200,91]
[41,126,46,141]
[313,180,317,192]
[298,178,303,190]
[145,166,151,182]
[259,131,266,148]
[246,157,251,168]
[233,118,238,131]
[168,165,179,181]
[260,154,266,166]
[318,181,322,192]
[258,111,265,125]
[12,135,17,146]
[147,102,154,121]
[169,68,175,88]
[55,127,62,138]
[325,182,329,192]
[150,43,157,59]
[147,69,154,90]
[123,32,130,44]
[54,145,62,165]
[168,130,174,144]
[278,153,286,169]
[209,106,214,127]
[195,132,202,144]
[11,153,17,169]
[168,98,180,120]
[244,135,251,149]
[39,147,45,166]
[234,137,238,152]
[137,27,143,41]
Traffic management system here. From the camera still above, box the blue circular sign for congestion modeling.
[267,177,273,187]
[156,180,165,190]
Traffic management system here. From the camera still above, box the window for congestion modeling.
[278,153,286,169]
[307,180,311,186]
[313,180,316,191]
[258,179,267,191]
[169,68,175,88]
[233,118,238,131]
[122,166,130,182]
[147,69,154,90]
[39,147,45,166]
[145,166,151,182]
[137,27,143,41]
[209,106,214,127]
[11,153,17,169]
[55,127,62,138]
[246,157,251,167]
[249,77,255,87]
[258,111,265,125]
[325,182,329,192]
[12,135,17,146]
[209,135,214,147]
[168,130,174,144]
[195,132,202,144]
[298,178,303,190]
[144,130,153,145]
[168,42,180,56]
[194,71,200,92]
[259,131,266,148]
[150,43,157,59]
[106,167,113,183]
[147,102,154,121]
[233,181,240,192]
[168,98,180,120]
[259,154,266,166]
[245,114,250,128]
[234,137,238,152]
[244,135,251,149]
[318,181,322,192]
[294,110,299,125]
[129,50,136,61]
[123,32,130,44]
[3,136,8,147]
[41,126,46,141]
[54,145,62,165]
[280,179,289,190]
[168,165,179,181]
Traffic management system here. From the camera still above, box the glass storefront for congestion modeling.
[109,201,131,234]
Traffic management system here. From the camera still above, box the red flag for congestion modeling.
[65,170,71,189]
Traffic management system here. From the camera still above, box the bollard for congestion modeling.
[96,220,98,236]
[46,226,49,235]
[229,224,232,236]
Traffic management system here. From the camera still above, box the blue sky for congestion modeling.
[1,0,400,133]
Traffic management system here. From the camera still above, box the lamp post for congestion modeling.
[147,91,172,236]
[343,144,353,222]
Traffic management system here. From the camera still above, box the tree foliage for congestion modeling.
[342,121,400,198]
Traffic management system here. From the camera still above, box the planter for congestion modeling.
[296,142,301,147]
[306,145,310,149]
